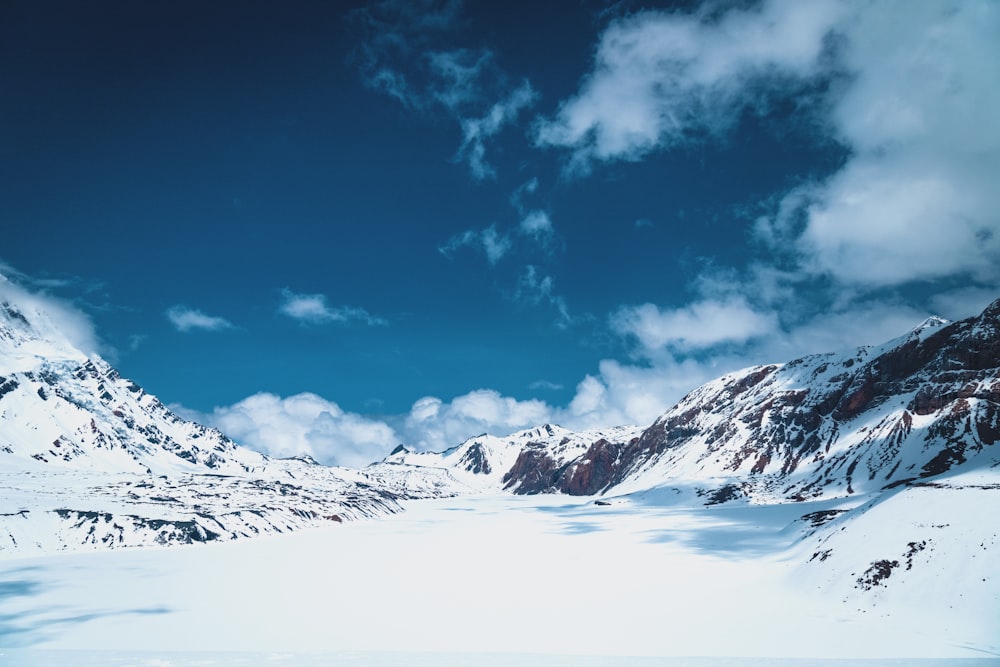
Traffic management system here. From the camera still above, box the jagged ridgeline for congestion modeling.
[375,300,1000,502]
[2,293,999,553]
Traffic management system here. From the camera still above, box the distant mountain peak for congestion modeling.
[913,315,949,332]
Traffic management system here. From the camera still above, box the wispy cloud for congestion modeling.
[456,80,538,180]
[0,266,105,356]
[438,225,512,265]
[278,289,386,326]
[440,209,557,267]
[517,210,555,248]
[529,379,563,392]
[166,306,233,333]
[513,265,572,329]
[352,0,537,179]
[352,0,467,111]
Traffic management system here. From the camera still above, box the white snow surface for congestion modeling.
[1,481,997,661]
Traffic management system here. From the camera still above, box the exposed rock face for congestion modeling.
[502,437,634,496]
[603,302,1000,500]
[483,301,1000,501]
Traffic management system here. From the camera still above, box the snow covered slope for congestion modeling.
[609,301,1000,502]
[0,298,410,554]
[362,301,1000,515]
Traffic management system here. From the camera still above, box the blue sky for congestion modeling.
[3,0,999,465]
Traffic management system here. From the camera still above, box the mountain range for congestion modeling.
[1,291,999,617]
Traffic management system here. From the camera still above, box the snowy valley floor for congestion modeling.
[0,493,998,665]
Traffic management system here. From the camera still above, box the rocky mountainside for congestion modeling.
[610,302,999,500]
[374,299,1000,504]
[0,298,424,554]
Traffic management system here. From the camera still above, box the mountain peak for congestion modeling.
[913,315,949,333]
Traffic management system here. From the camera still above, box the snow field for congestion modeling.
[2,492,995,661]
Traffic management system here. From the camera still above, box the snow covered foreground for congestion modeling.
[1,489,997,665]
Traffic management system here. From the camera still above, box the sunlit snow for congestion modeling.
[2,487,997,664]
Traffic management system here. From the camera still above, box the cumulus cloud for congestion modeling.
[610,297,778,355]
[203,296,958,464]
[542,0,1000,297]
[129,1,1000,464]
[205,392,399,468]
[535,0,999,431]
[400,389,553,452]
[206,387,562,460]
[569,296,947,429]
[165,306,233,333]
[536,0,844,168]
[929,287,1000,322]
[278,289,386,326]
[352,0,537,179]
[755,1,1000,291]
[561,357,723,429]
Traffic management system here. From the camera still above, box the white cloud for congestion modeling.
[518,210,554,246]
[542,0,1000,296]
[440,210,558,267]
[509,177,539,214]
[529,379,563,392]
[400,389,553,452]
[457,80,538,179]
[514,265,572,329]
[278,289,386,326]
[756,1,1000,290]
[206,392,400,468]
[439,225,511,265]
[561,358,722,430]
[201,294,978,463]
[207,387,560,460]
[0,270,104,356]
[611,297,778,355]
[534,0,1000,434]
[535,0,844,168]
[929,287,1000,322]
[571,296,946,430]
[166,306,233,333]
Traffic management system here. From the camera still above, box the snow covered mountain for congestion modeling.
[0,298,410,553]
[363,300,999,616]
[367,422,643,495]
[373,300,1000,507]
[3,283,999,588]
